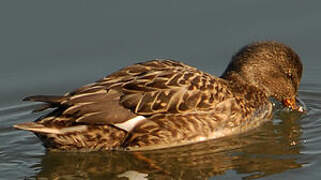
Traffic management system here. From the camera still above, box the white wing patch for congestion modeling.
[117,170,148,180]
[114,116,146,132]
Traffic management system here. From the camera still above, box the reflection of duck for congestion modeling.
[14,41,303,151]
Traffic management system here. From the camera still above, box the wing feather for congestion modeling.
[24,60,230,128]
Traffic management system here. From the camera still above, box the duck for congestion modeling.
[14,41,303,151]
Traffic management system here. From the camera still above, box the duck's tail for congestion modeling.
[23,95,67,112]
[23,95,65,103]
[15,94,127,151]
[13,122,88,134]
[14,122,126,151]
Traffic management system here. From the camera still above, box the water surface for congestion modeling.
[1,1,321,179]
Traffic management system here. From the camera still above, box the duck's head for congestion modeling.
[222,41,303,111]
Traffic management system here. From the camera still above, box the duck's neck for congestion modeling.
[221,71,270,103]
[221,71,248,89]
[221,71,244,85]
[220,71,276,118]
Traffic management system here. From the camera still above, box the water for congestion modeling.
[1,1,321,179]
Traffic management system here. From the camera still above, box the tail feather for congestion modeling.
[23,95,67,112]
[23,95,66,104]
[32,103,53,113]
[14,122,88,134]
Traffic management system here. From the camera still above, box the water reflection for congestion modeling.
[33,111,304,180]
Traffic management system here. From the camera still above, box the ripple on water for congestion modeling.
[0,102,45,179]
[299,90,321,152]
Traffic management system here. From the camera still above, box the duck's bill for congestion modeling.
[283,97,306,113]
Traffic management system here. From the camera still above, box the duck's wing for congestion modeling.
[22,60,230,131]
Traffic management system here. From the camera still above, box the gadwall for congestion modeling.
[14,41,303,151]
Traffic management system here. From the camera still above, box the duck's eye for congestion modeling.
[287,73,294,80]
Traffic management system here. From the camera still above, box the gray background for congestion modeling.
[1,0,320,107]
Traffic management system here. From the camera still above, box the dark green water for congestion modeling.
[1,1,321,179]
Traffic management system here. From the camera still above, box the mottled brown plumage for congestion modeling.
[14,41,303,151]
